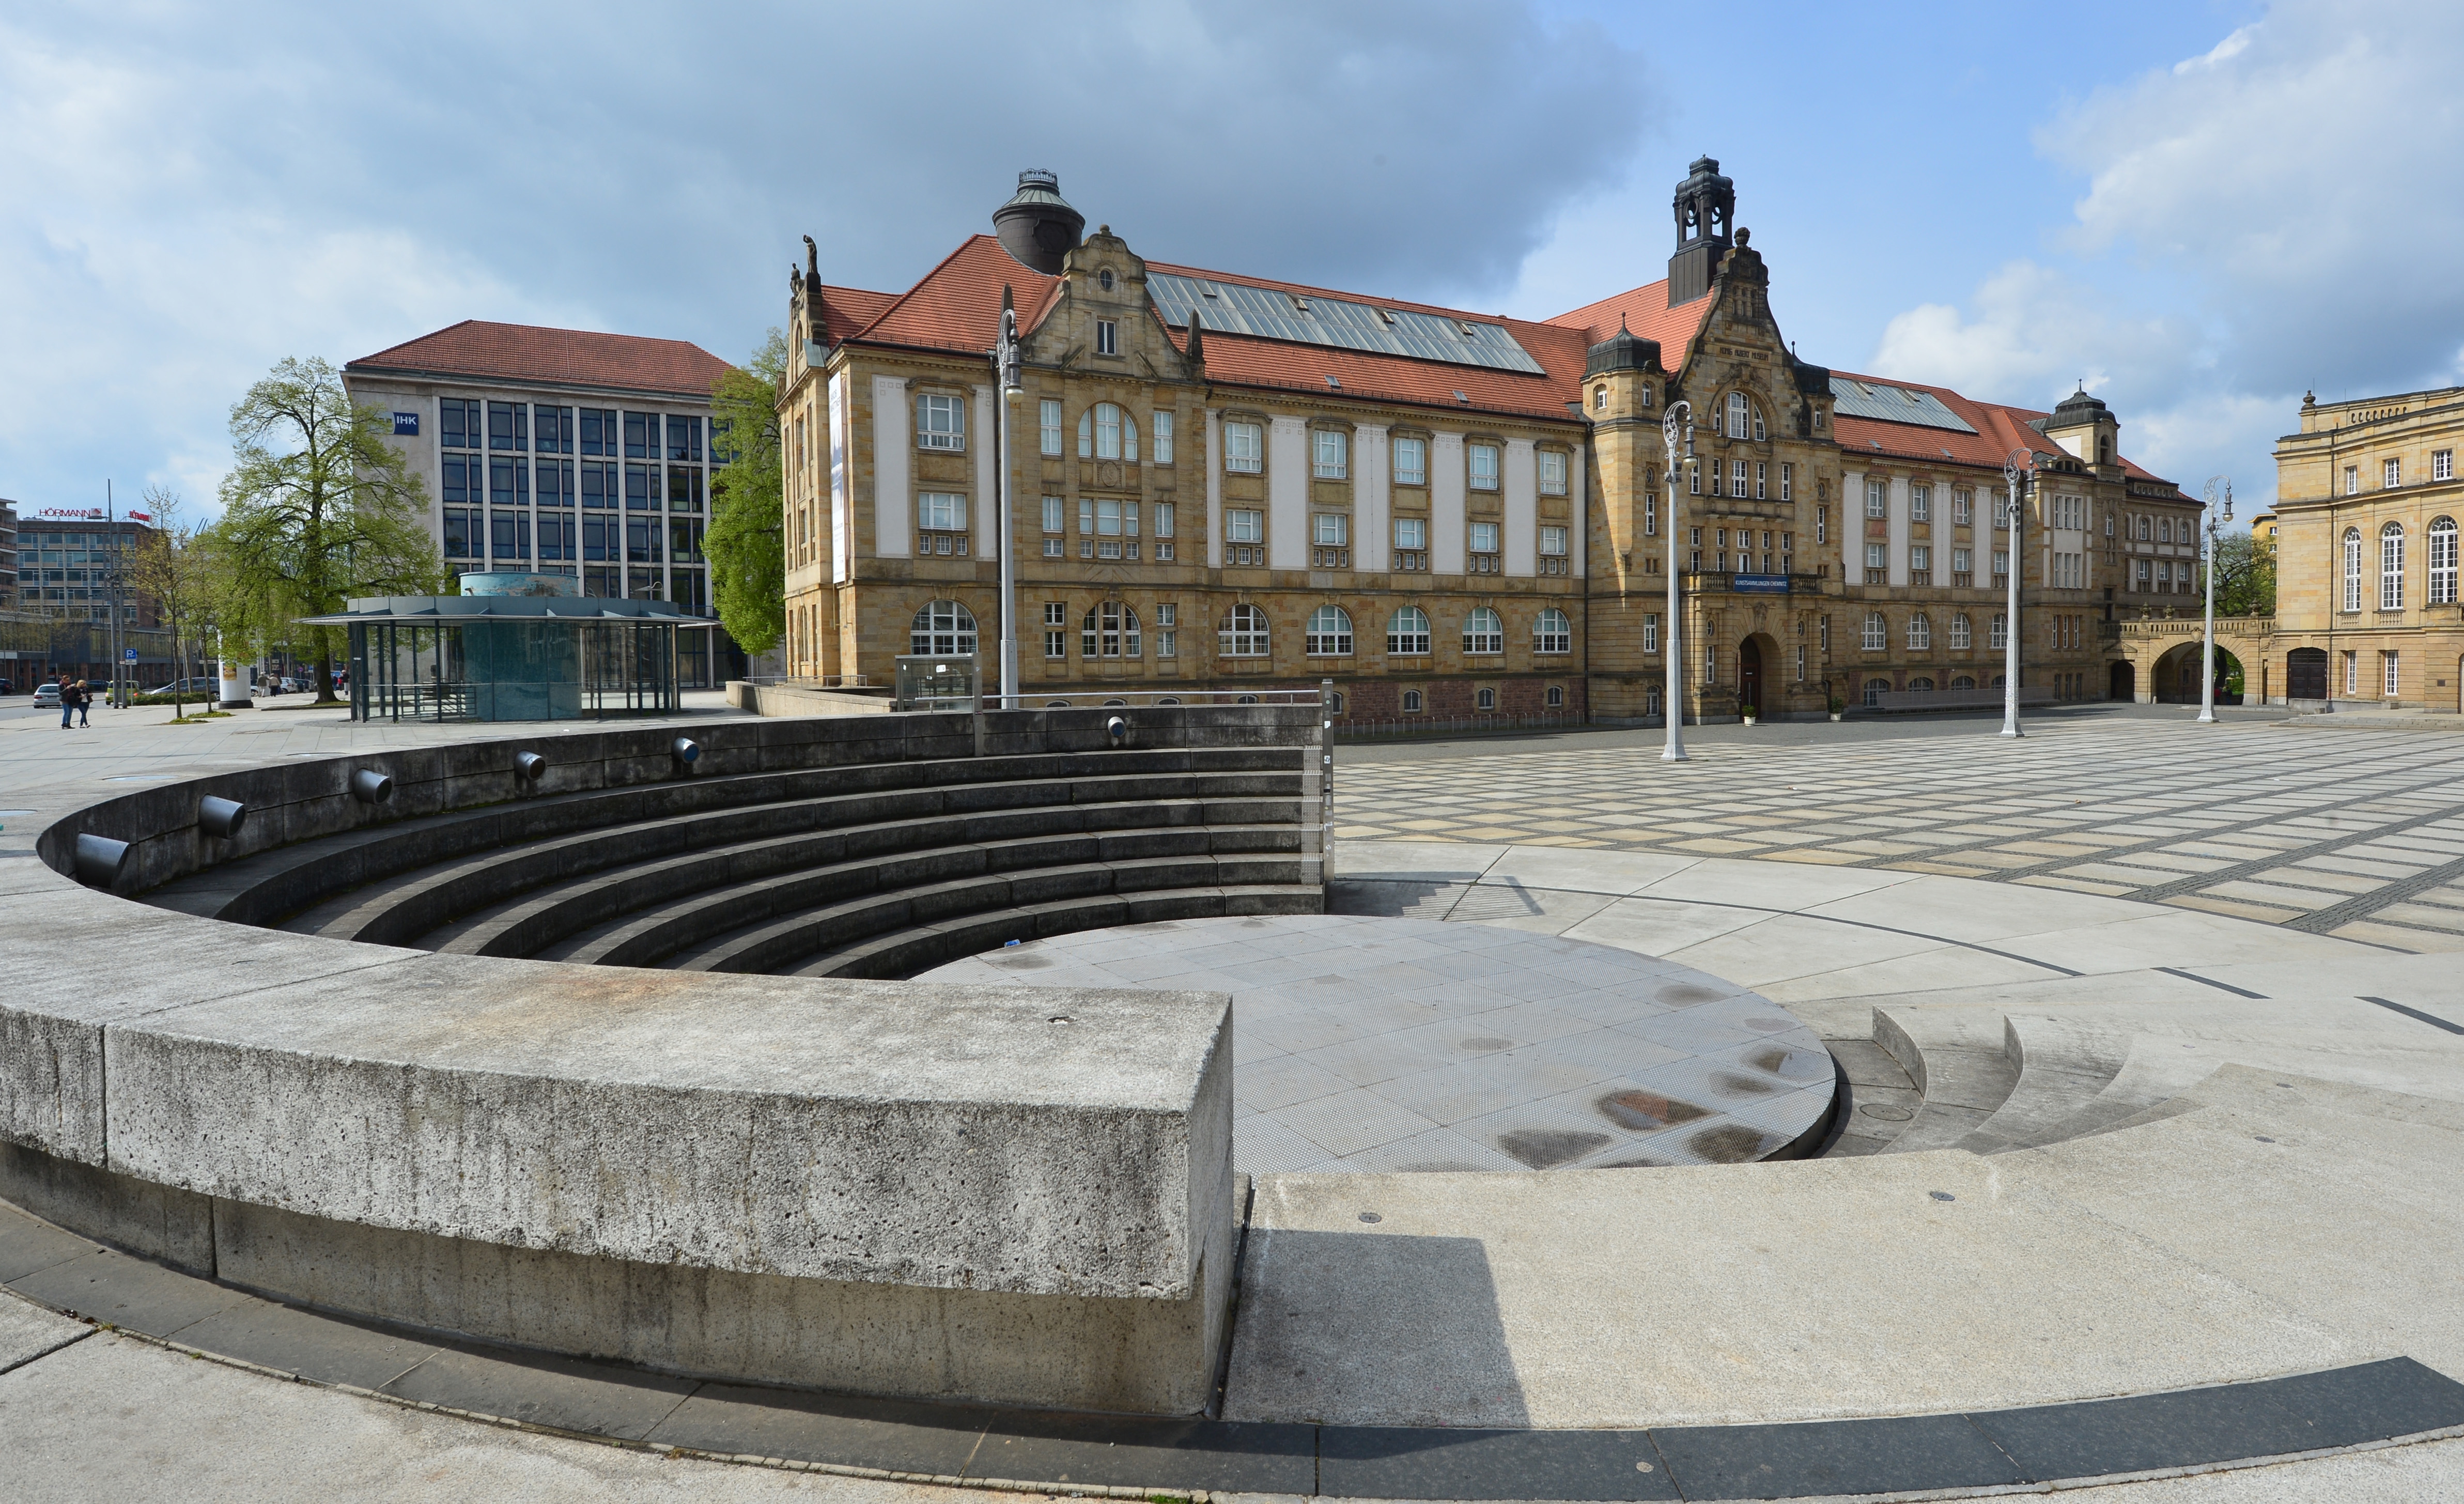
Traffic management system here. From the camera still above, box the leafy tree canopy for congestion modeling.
[706,328,788,657]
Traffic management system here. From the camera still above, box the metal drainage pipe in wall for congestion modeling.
[197,796,246,840]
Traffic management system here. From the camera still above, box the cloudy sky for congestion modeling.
[4,0,2458,521]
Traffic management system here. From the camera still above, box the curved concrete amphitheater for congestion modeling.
[5,706,2464,1500]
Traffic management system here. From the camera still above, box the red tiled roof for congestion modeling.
[1544,280,1717,374]
[347,320,733,397]
[1828,369,2178,491]
[815,286,899,343]
[847,235,1059,356]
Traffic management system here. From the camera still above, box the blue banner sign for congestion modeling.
[393,411,420,436]
[1731,573,1790,594]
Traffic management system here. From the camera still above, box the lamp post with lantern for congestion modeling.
[2198,476,2233,724]
[2000,448,2033,739]
[1660,400,1693,762]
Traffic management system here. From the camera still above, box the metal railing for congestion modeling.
[743,674,875,689]
[1334,710,1587,739]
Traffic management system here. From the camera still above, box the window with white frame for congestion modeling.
[1095,319,1118,356]
[1908,612,1931,650]
[1313,513,1349,546]
[910,599,978,655]
[915,392,966,451]
[1861,611,1886,650]
[1155,602,1178,657]
[1305,605,1353,656]
[1225,421,1262,473]
[1477,686,1498,711]
[1953,547,1972,579]
[2385,457,2403,489]
[1081,601,1141,658]
[1463,607,1504,654]
[1401,688,1423,713]
[1910,545,1931,583]
[2429,516,2458,604]
[1539,525,1567,557]
[1313,428,1349,479]
[1949,613,1972,649]
[1992,549,2009,579]
[1043,601,1067,658]
[1226,507,1264,565]
[1989,612,2008,649]
[1392,515,1427,562]
[1392,435,1427,486]
[1533,608,1570,655]
[2436,449,2454,481]
[1953,489,1972,525]
[1781,461,1793,502]
[1154,501,1174,561]
[1041,496,1064,557]
[1388,606,1431,656]
[1729,458,1748,495]
[1725,391,1763,440]
[1539,449,1567,495]
[1079,402,1136,460]
[2343,526,2364,611]
[1468,442,1500,491]
[2345,650,2359,694]
[1816,503,1826,544]
[917,492,968,554]
[1911,484,1931,522]
[2384,650,2400,697]
[2345,465,2359,495]
[1592,385,1607,413]
[1866,477,1887,519]
[1865,542,1886,572]
[1039,399,1062,456]
[1644,612,1660,654]
[1646,488,1658,536]
[1152,411,1173,464]
[1469,520,1499,556]
[2381,522,2406,609]
[1688,462,1700,495]
[1704,640,1718,683]
[1219,602,1269,657]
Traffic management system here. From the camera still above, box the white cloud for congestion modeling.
[1868,260,2198,410]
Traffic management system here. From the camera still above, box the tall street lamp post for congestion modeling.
[2000,448,2033,739]
[1661,400,1693,763]
[2198,476,2234,724]
[993,290,1022,709]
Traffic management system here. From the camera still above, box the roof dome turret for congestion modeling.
[992,169,1084,275]
[2051,383,2111,426]
[1584,320,1661,378]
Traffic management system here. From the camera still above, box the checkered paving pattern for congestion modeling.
[919,914,1832,1174]
[1335,721,2464,953]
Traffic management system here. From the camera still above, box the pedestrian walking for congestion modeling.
[57,673,73,730]
[74,679,92,728]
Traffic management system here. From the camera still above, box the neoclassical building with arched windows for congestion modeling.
[770,161,2193,722]
[2261,387,2464,709]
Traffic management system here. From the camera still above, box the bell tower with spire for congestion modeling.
[1668,156,1735,306]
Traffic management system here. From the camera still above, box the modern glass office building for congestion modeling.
[344,321,748,688]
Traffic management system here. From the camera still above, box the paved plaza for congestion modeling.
[1336,706,2464,952]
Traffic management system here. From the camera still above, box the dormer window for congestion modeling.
[1097,269,1115,291]
[1095,319,1118,356]
[1593,385,1607,413]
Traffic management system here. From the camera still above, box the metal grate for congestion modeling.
[1148,272,1546,376]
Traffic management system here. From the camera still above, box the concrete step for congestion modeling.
[667,854,1316,976]
[790,885,1327,980]
[1870,1006,2022,1154]
[522,821,1305,968]
[1953,1014,2136,1154]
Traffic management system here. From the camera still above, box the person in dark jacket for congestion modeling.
[73,678,92,727]
[57,674,74,729]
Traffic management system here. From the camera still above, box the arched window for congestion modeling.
[909,599,978,656]
[1725,391,1763,441]
[1387,606,1431,656]
[1218,603,1269,657]
[1989,612,2008,649]
[1907,612,1931,650]
[1545,684,1566,708]
[1463,607,1504,655]
[1948,613,1973,649]
[1476,687,1497,711]
[2343,527,2365,612]
[1863,677,1889,707]
[1076,402,1137,460]
[1401,688,1423,713]
[1950,674,1976,690]
[1861,611,1887,650]
[2430,516,2458,604]
[2381,521,2406,610]
[1909,676,1936,692]
[1532,608,1571,655]
[1305,605,1353,656]
[1079,602,1141,658]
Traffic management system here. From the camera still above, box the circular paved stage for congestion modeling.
[918,913,1835,1173]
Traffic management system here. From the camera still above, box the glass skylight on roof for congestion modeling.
[1148,271,1544,376]
[1829,377,1976,434]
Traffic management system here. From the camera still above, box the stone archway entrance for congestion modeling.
[1738,637,1763,717]
[2109,660,2135,701]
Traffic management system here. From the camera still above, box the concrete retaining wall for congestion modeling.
[1,704,1313,1412]
[726,679,896,716]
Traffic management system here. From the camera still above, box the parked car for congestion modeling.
[150,677,221,698]
[34,683,62,709]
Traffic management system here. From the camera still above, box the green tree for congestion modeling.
[128,486,207,718]
[2211,531,2276,617]
[208,356,442,703]
[706,328,787,657]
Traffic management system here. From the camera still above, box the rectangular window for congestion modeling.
[1731,459,1748,497]
[1992,549,2010,579]
[1040,399,1062,456]
[1689,463,1700,495]
[536,405,574,455]
[1392,436,1427,486]
[2385,651,2401,696]
[1312,512,1348,546]
[1539,450,1567,495]
[667,466,704,513]
[1990,612,2008,649]
[624,463,660,510]
[1910,545,1931,583]
[624,514,663,563]
[623,412,654,459]
[1911,485,1930,522]
[488,509,530,560]
[1095,319,1118,356]
[666,414,702,462]
[581,461,617,509]
[1313,428,1348,479]
[1393,516,1426,551]
[1816,503,1827,544]
[1468,443,1499,491]
[579,408,616,456]
[1780,462,1792,502]
[1755,461,1767,500]
[442,509,475,558]
[537,459,573,508]
[2436,449,2454,481]
[1865,542,1886,571]
[1044,601,1067,659]
[1225,421,1263,473]
[2385,457,2402,488]
[1866,477,1887,519]
[1153,411,1173,464]
[2345,465,2359,495]
[489,456,529,510]
[1794,644,1805,680]
[669,516,705,564]
[1042,495,1063,534]
[1953,547,1972,575]
[1227,508,1263,542]
[1155,502,1173,537]
[537,511,576,562]
[918,492,967,532]
[1469,520,1499,554]
[915,393,966,452]
[1644,613,1660,654]
[1952,489,1971,525]
[440,398,479,451]
[2345,650,2358,694]
[1539,525,1567,556]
